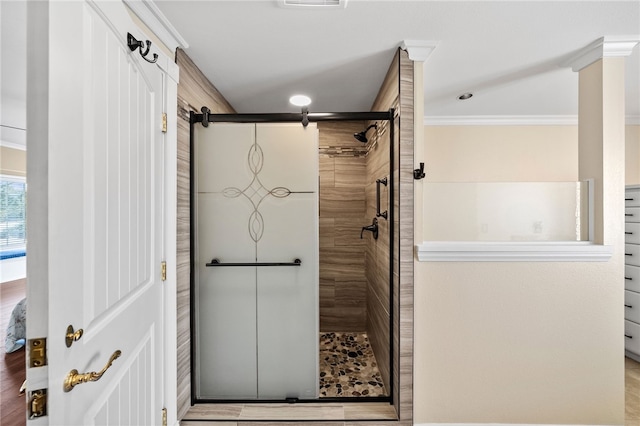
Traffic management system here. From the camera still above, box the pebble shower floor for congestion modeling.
[318,332,387,397]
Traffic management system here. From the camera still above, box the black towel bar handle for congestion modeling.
[206,258,302,267]
[376,177,388,220]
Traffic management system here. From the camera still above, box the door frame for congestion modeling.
[188,110,395,405]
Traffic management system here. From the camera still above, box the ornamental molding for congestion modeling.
[123,0,189,52]
[401,40,438,62]
[423,115,640,126]
[568,35,640,72]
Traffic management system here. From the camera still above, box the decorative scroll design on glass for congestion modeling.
[222,134,305,242]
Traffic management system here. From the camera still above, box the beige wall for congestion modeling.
[627,125,640,185]
[424,125,579,182]
[414,261,624,423]
[423,123,638,184]
[0,146,26,177]
[415,121,626,420]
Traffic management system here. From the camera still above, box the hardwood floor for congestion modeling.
[1,278,26,426]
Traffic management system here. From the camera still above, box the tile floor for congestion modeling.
[628,356,640,425]
[181,401,397,423]
[181,355,638,424]
[318,332,387,398]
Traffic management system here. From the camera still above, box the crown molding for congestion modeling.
[568,35,640,72]
[123,0,188,52]
[424,115,640,126]
[424,115,578,126]
[401,40,438,62]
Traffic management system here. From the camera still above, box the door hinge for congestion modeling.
[161,261,167,281]
[162,113,167,133]
[162,407,167,426]
[29,389,47,419]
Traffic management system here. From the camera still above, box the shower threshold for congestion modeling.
[182,401,397,423]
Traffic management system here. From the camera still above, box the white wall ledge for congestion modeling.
[416,241,613,262]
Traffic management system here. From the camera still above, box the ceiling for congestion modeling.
[1,1,639,150]
[153,0,640,120]
[0,1,27,148]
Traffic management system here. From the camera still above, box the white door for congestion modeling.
[26,1,171,424]
[194,123,319,400]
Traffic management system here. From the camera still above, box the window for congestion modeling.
[0,176,26,249]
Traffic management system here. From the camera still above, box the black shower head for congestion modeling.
[353,123,378,143]
[353,131,368,143]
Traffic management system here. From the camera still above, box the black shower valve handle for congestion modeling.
[360,218,379,240]
[413,162,425,180]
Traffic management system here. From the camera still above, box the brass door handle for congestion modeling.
[63,350,122,392]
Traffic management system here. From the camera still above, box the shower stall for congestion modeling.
[190,109,394,403]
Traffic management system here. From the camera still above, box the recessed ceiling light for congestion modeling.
[289,94,312,107]
[458,92,473,100]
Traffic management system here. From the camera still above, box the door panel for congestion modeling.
[197,267,257,398]
[26,1,166,424]
[88,11,156,322]
[255,124,319,399]
[195,123,318,400]
[88,326,155,425]
[257,194,318,399]
[195,124,260,399]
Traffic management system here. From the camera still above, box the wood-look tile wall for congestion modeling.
[175,48,236,420]
[368,49,414,423]
[397,49,415,424]
[366,51,398,408]
[318,121,368,331]
[364,118,392,392]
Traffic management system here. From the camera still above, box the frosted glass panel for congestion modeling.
[197,267,257,398]
[257,124,319,191]
[257,195,318,399]
[197,123,256,193]
[197,195,257,262]
[194,122,319,400]
[424,181,589,241]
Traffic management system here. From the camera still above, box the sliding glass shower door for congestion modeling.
[194,122,319,400]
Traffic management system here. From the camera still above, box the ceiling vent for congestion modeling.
[278,0,347,8]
